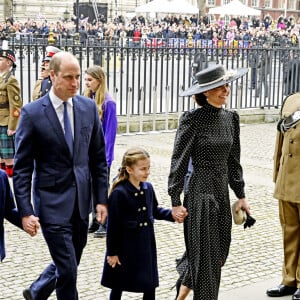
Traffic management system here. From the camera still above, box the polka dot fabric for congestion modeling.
[168,103,246,300]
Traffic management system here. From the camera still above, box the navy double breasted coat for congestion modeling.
[0,169,22,261]
[101,180,174,292]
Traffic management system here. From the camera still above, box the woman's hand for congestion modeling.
[235,197,250,215]
[107,255,121,268]
[172,206,188,223]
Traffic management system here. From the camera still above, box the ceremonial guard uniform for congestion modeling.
[40,76,52,97]
[267,93,300,299]
[31,59,49,101]
[32,46,61,101]
[39,46,61,98]
[0,45,22,177]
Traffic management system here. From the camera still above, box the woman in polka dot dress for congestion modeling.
[168,65,252,300]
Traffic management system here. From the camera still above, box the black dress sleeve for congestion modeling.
[168,110,197,206]
[227,111,246,199]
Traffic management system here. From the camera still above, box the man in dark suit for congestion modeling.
[248,41,259,89]
[256,44,271,99]
[13,52,108,300]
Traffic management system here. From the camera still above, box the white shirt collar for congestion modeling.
[49,88,73,109]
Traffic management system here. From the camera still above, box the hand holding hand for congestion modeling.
[96,204,108,225]
[107,255,121,268]
[22,215,40,237]
[172,206,188,223]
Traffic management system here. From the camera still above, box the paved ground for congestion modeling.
[0,122,286,300]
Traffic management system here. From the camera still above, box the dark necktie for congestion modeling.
[63,101,73,157]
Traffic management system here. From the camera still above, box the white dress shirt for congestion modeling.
[49,89,74,138]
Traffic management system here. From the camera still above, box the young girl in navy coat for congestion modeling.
[101,147,175,300]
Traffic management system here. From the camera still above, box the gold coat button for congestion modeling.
[139,223,143,227]
[144,222,148,226]
[142,207,147,211]
[140,191,144,195]
[138,208,141,212]
[134,192,138,196]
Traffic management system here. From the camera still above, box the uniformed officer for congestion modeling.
[248,40,260,89]
[0,43,22,177]
[267,93,300,299]
[256,43,271,99]
[39,46,61,98]
[191,51,207,81]
[31,57,50,101]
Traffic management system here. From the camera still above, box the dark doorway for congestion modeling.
[73,2,108,24]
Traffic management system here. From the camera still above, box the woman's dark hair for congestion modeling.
[194,93,207,106]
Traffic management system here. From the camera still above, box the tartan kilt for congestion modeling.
[0,126,15,159]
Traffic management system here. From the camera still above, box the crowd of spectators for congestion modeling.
[0,13,300,48]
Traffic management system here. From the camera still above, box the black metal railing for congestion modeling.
[3,36,300,118]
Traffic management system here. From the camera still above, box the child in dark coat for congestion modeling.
[101,147,175,300]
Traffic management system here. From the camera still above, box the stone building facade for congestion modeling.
[0,0,74,22]
[207,0,300,24]
[0,0,151,23]
[0,0,299,26]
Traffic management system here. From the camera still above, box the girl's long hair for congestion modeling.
[110,147,150,195]
[83,65,107,119]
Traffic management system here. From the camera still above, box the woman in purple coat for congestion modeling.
[84,65,118,237]
[84,65,118,179]
[101,147,175,300]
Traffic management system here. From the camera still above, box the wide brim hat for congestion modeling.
[180,65,248,97]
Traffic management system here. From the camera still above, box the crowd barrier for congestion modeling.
[2,37,300,132]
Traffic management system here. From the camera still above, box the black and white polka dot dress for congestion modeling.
[168,102,245,300]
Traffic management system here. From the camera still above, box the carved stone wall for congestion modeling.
[0,0,146,23]
[0,0,75,21]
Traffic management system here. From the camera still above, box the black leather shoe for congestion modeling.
[293,288,300,300]
[266,284,297,297]
[88,221,99,233]
[23,288,33,300]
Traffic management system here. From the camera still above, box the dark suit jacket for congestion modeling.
[13,94,108,224]
[0,169,22,261]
